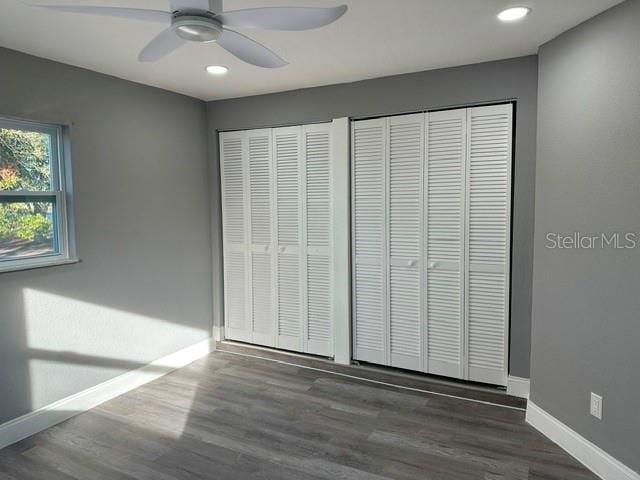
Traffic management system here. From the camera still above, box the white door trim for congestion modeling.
[331,118,351,364]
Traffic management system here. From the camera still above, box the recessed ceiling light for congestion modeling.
[497,7,530,22]
[206,65,229,76]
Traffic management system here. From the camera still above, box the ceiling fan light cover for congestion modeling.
[173,16,222,42]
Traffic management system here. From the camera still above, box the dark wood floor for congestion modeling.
[0,348,597,480]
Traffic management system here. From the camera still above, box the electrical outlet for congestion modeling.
[590,393,603,420]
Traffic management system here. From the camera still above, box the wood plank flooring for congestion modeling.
[0,348,597,479]
[217,342,527,409]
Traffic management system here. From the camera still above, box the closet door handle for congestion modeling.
[407,259,417,267]
[279,246,286,253]
[428,261,439,270]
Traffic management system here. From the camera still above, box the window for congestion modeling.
[0,116,75,272]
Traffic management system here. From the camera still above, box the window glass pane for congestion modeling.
[0,127,53,191]
[0,199,57,260]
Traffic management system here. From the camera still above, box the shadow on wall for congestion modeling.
[0,259,212,428]
[0,266,217,475]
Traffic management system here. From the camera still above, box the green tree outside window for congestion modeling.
[0,128,54,247]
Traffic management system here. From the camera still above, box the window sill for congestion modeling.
[0,257,81,274]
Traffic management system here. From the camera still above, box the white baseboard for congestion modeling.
[0,338,215,451]
[507,376,530,399]
[526,401,639,480]
[212,324,222,342]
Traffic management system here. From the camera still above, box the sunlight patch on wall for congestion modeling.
[22,287,206,414]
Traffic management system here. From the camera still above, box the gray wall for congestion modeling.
[207,56,538,378]
[0,47,212,424]
[531,0,640,472]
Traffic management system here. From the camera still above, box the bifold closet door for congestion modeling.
[424,109,466,379]
[273,123,336,355]
[387,114,424,370]
[302,124,333,356]
[351,115,424,370]
[352,105,511,386]
[220,131,251,343]
[352,118,387,364]
[221,129,276,347]
[247,129,276,347]
[465,104,512,386]
[273,126,304,351]
[221,123,335,356]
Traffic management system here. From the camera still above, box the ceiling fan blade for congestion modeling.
[24,3,171,23]
[169,0,219,13]
[218,5,347,31]
[138,27,187,62]
[217,29,288,68]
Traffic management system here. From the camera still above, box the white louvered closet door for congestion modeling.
[247,129,276,347]
[352,118,387,364]
[424,109,467,379]
[274,126,304,352]
[221,123,339,357]
[220,130,251,343]
[387,114,424,370]
[303,124,333,356]
[351,106,511,386]
[465,104,512,386]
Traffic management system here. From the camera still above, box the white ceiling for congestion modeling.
[0,0,622,101]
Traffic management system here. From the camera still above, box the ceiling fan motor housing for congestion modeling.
[172,14,223,43]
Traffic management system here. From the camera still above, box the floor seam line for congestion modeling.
[214,349,526,412]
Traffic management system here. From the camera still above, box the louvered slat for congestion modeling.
[305,129,331,249]
[352,118,387,364]
[249,133,272,245]
[278,254,301,341]
[425,109,466,379]
[354,263,385,354]
[388,115,423,370]
[307,255,331,348]
[466,104,512,386]
[304,125,333,356]
[221,135,245,245]
[224,252,247,332]
[276,130,300,247]
[353,122,385,259]
[251,253,273,335]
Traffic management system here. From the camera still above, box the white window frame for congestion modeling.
[0,116,76,273]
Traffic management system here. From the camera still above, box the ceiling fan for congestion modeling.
[26,0,348,68]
